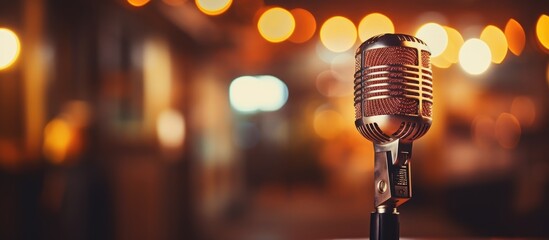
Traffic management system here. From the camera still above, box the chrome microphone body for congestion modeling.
[354,34,433,240]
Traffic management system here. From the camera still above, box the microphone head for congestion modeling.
[354,34,433,144]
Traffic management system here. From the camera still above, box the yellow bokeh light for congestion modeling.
[441,27,464,64]
[195,0,232,16]
[320,16,357,52]
[480,25,508,64]
[257,7,295,43]
[358,13,394,42]
[289,8,316,43]
[459,38,491,75]
[127,0,150,7]
[536,14,549,51]
[0,28,21,70]
[157,109,186,148]
[43,118,73,164]
[415,22,448,57]
[504,19,525,56]
[431,26,463,68]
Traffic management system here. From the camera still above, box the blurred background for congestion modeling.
[0,0,548,239]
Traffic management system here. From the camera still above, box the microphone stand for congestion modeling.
[371,140,413,240]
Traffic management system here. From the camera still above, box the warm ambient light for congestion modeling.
[480,25,508,64]
[495,113,521,149]
[415,22,448,57]
[320,16,357,52]
[163,0,186,6]
[289,8,316,43]
[229,75,289,113]
[504,19,526,56]
[510,97,536,128]
[358,13,394,42]
[157,109,186,148]
[127,0,150,7]
[43,118,73,164]
[257,7,295,43]
[536,14,549,51]
[459,38,491,75]
[0,28,21,70]
[195,0,232,16]
[313,108,345,139]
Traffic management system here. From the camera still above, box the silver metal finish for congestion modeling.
[354,34,433,210]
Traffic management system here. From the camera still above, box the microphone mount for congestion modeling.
[371,139,413,240]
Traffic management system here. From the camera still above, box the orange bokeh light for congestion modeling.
[127,0,150,7]
[495,113,521,149]
[510,97,536,128]
[504,18,525,56]
[289,8,316,43]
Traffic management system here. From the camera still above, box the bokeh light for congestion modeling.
[195,0,232,16]
[127,0,150,7]
[504,18,526,56]
[0,28,21,70]
[495,113,521,149]
[358,13,394,42]
[415,22,448,57]
[431,27,457,68]
[330,53,355,82]
[459,38,491,75]
[536,14,549,51]
[510,97,536,128]
[43,118,73,164]
[480,25,508,63]
[289,8,316,43]
[229,75,289,113]
[157,109,186,148]
[315,70,352,97]
[257,7,295,43]
[471,115,495,148]
[313,107,345,139]
[320,16,357,52]
[441,26,464,64]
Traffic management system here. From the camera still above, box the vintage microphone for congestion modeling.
[353,33,433,240]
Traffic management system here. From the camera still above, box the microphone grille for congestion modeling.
[354,34,433,119]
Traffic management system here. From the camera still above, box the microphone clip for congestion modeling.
[373,139,413,208]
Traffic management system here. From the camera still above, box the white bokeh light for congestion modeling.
[0,28,21,70]
[459,38,492,75]
[415,23,448,57]
[156,109,186,148]
[229,75,289,113]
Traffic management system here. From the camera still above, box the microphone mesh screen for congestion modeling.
[364,46,418,67]
[421,50,431,68]
[361,46,422,117]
